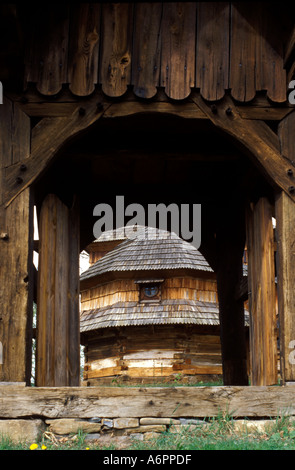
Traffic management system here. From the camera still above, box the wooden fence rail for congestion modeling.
[1,385,295,419]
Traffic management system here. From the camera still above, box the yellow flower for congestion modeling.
[85,447,90,450]
[30,443,38,450]
[41,445,47,450]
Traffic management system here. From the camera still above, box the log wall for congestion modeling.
[82,325,223,385]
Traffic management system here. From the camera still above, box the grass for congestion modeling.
[2,412,295,451]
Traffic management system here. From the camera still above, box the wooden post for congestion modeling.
[246,197,277,385]
[0,97,34,384]
[275,191,295,382]
[276,109,295,383]
[216,202,248,385]
[36,193,80,386]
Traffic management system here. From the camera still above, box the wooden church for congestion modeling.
[0,3,295,396]
[80,225,242,385]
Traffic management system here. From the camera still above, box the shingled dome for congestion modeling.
[80,225,213,282]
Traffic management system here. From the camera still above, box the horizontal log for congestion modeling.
[1,385,295,419]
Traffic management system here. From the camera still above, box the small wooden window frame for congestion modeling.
[134,279,164,303]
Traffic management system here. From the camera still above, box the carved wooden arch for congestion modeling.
[4,92,295,210]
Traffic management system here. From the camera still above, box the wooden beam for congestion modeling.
[0,97,34,384]
[3,93,111,208]
[191,93,295,203]
[1,384,295,419]
[246,197,277,385]
[36,194,80,386]
[276,111,295,383]
[276,191,295,383]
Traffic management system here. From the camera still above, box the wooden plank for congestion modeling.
[68,4,101,96]
[1,385,295,419]
[103,101,206,119]
[100,3,133,97]
[246,198,277,385]
[256,4,286,103]
[0,190,34,384]
[160,2,196,100]
[276,111,295,382]
[275,191,295,382]
[0,96,34,384]
[230,3,257,102]
[196,2,229,101]
[0,98,30,167]
[25,4,69,95]
[132,3,162,99]
[36,194,80,386]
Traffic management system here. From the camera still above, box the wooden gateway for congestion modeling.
[80,226,249,385]
[1,2,295,413]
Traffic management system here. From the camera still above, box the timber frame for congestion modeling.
[1,2,295,418]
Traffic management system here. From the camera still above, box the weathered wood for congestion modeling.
[100,3,133,97]
[0,96,34,384]
[4,93,111,208]
[161,2,196,100]
[196,2,229,101]
[0,190,34,384]
[256,4,286,103]
[68,4,101,96]
[1,385,295,419]
[132,3,162,99]
[192,94,295,203]
[25,4,69,95]
[230,3,257,102]
[36,194,80,386]
[246,198,277,385]
[275,191,295,383]
[276,111,295,383]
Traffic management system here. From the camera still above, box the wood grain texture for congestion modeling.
[246,198,277,386]
[100,3,133,97]
[132,3,162,99]
[196,2,230,101]
[68,4,101,96]
[0,189,34,383]
[25,4,69,95]
[82,324,222,383]
[160,2,196,100]
[21,3,287,102]
[0,96,33,383]
[36,194,80,386]
[230,3,257,102]
[1,384,295,418]
[276,111,295,382]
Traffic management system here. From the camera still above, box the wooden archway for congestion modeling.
[1,90,295,386]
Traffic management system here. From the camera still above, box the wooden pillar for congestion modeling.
[275,109,295,383]
[216,202,248,385]
[275,191,295,382]
[246,197,277,385]
[0,97,34,384]
[36,193,80,386]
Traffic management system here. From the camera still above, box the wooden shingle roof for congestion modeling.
[80,300,221,332]
[80,226,213,282]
